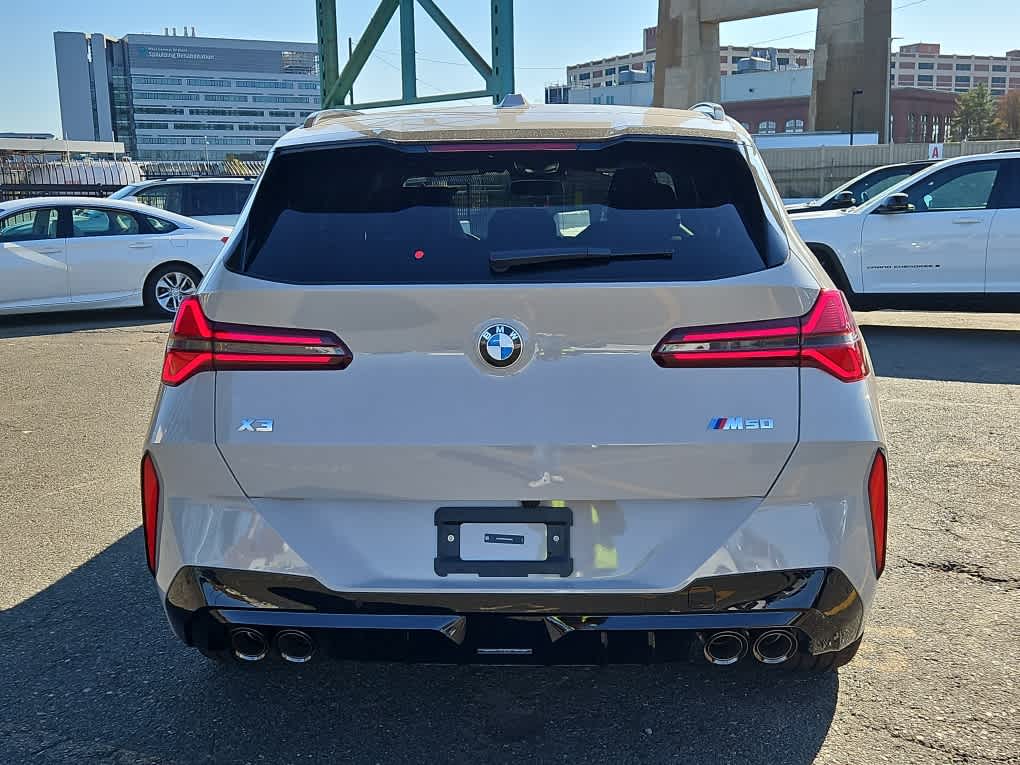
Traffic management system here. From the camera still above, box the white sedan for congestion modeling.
[0,197,230,317]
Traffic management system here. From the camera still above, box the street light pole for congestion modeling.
[850,89,864,146]
[885,36,904,143]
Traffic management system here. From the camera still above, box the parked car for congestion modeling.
[143,101,886,671]
[0,197,229,317]
[109,178,255,226]
[793,152,1020,308]
[785,160,936,214]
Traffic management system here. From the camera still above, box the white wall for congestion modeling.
[568,81,654,106]
[721,68,814,102]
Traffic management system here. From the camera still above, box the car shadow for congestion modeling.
[861,324,1020,385]
[0,308,166,339]
[0,532,839,765]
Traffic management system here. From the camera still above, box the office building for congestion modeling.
[561,26,813,91]
[54,30,321,160]
[890,43,1020,97]
[560,29,1020,102]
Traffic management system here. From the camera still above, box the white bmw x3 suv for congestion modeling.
[142,101,887,671]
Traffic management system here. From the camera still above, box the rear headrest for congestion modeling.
[608,167,678,209]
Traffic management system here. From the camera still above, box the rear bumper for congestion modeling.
[166,566,864,663]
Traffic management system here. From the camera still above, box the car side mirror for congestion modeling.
[877,192,913,214]
[832,190,856,208]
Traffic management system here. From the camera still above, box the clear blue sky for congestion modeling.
[2,0,1015,135]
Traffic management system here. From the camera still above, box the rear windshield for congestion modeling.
[229,140,787,284]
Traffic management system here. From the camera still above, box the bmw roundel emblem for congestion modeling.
[479,324,523,368]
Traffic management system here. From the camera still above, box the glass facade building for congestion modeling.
[54,31,321,160]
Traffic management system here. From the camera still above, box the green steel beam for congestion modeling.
[415,0,493,82]
[324,0,399,108]
[399,0,417,101]
[350,89,492,110]
[316,0,339,100]
[316,0,514,110]
[490,0,515,102]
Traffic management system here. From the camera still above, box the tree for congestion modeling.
[952,83,1003,140]
[998,91,1020,139]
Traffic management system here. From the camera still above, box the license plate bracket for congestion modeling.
[434,507,573,577]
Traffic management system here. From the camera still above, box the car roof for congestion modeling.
[278,102,743,149]
[0,196,213,228]
[133,177,255,185]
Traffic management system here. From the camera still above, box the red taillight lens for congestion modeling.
[141,453,160,575]
[800,290,869,382]
[652,289,868,382]
[868,450,888,578]
[161,296,352,386]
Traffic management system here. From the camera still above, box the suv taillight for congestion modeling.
[161,296,352,386]
[652,289,868,382]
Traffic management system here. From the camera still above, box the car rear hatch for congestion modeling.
[202,139,814,503]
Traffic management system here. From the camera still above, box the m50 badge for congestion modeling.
[708,417,775,431]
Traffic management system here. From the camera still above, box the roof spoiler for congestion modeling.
[690,102,726,121]
[303,108,364,129]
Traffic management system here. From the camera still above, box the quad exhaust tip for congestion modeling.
[702,630,749,666]
[752,629,798,665]
[276,629,315,664]
[230,628,268,662]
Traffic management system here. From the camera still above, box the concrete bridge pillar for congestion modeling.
[653,0,892,142]
[810,0,891,140]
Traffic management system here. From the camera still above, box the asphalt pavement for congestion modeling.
[0,307,1017,765]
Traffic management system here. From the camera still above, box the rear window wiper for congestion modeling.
[489,247,672,273]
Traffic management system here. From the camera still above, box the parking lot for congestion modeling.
[0,307,1017,765]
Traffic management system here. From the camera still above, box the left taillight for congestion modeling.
[141,453,160,575]
[161,295,352,386]
[868,450,888,578]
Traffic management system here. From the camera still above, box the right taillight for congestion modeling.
[868,450,888,578]
[161,296,352,386]
[652,289,868,382]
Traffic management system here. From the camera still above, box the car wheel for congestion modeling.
[145,264,201,317]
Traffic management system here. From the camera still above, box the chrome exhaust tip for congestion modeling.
[752,629,798,665]
[230,628,268,662]
[276,629,315,664]
[702,630,749,666]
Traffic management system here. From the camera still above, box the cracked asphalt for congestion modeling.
[1,307,1018,765]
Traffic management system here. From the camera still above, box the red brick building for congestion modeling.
[722,88,958,141]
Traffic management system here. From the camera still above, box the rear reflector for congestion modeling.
[161,296,351,386]
[652,289,869,382]
[868,450,888,578]
[141,453,160,575]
